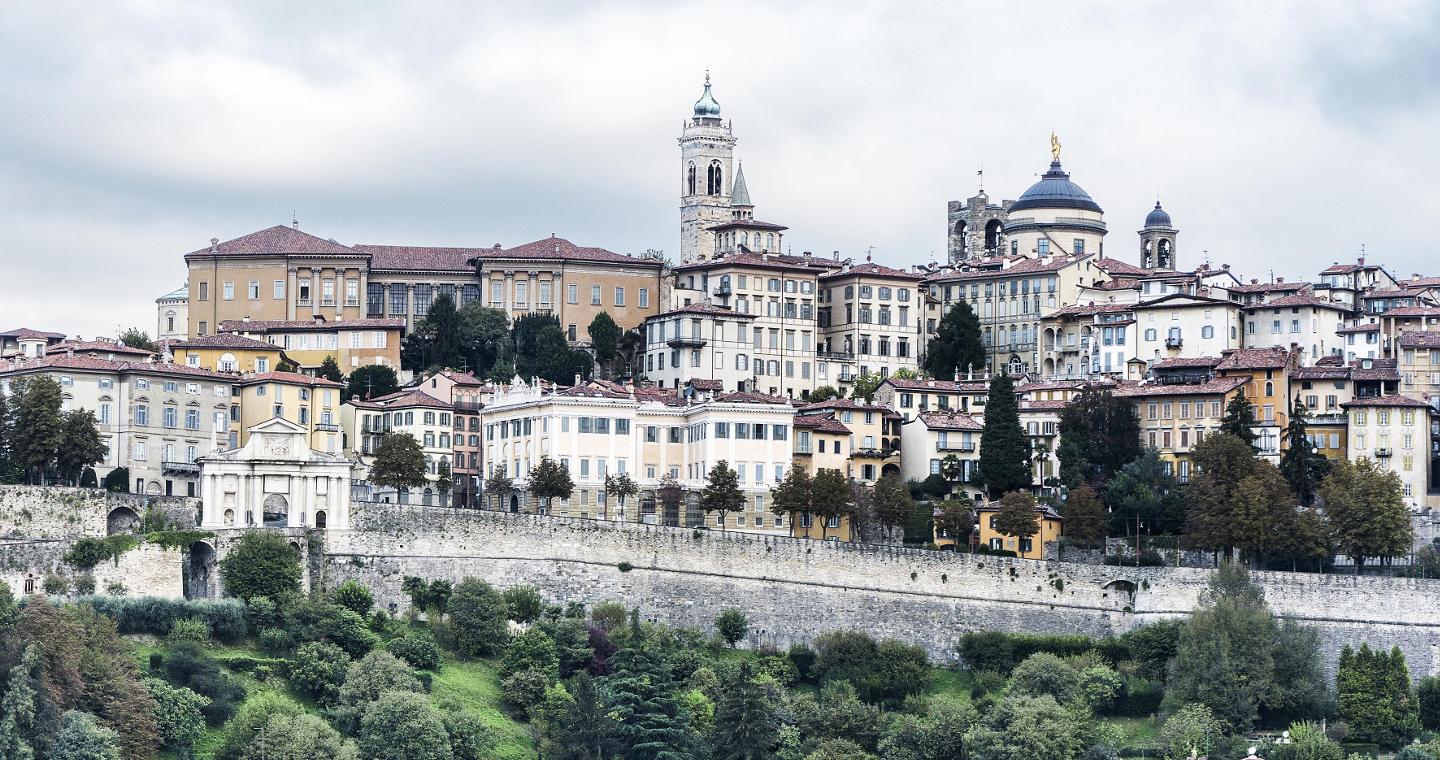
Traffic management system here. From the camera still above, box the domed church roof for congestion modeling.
[693,74,721,118]
[1144,201,1173,228]
[1009,160,1103,214]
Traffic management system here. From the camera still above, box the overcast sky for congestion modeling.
[1,1,1436,338]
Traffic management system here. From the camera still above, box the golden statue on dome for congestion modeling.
[1050,131,1062,162]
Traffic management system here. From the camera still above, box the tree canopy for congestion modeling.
[369,433,429,492]
[923,301,985,380]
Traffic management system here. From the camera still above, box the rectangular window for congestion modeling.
[639,288,649,308]
[248,280,260,300]
[223,281,234,300]
[614,287,625,306]
[591,285,601,305]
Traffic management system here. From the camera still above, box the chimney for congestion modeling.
[209,237,219,254]
[242,316,250,323]
[1276,277,1284,284]
[832,250,840,261]
[803,251,812,264]
[1251,278,1259,284]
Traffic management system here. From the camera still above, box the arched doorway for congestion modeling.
[881,463,901,478]
[145,481,161,495]
[315,510,327,528]
[185,541,216,599]
[509,494,519,513]
[262,494,289,528]
[954,220,968,255]
[106,506,141,535]
[423,488,434,506]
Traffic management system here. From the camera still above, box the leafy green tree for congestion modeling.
[1220,392,1259,448]
[332,580,374,617]
[657,471,685,526]
[716,608,749,648]
[483,467,514,511]
[500,628,560,681]
[439,704,496,760]
[502,585,544,623]
[457,304,511,377]
[529,456,574,513]
[1106,449,1183,536]
[145,678,209,755]
[700,460,745,529]
[1183,433,1260,557]
[118,327,160,353]
[604,473,640,519]
[849,372,884,402]
[1338,644,1421,748]
[924,301,985,380]
[966,694,1087,760]
[588,312,622,377]
[711,662,778,760]
[0,644,41,760]
[449,578,510,657]
[422,292,464,370]
[10,376,63,484]
[802,737,876,760]
[358,691,452,760]
[1419,676,1440,731]
[1279,396,1332,506]
[50,711,121,760]
[219,531,301,601]
[1229,462,1299,567]
[330,651,422,734]
[876,697,976,760]
[249,713,358,760]
[288,641,351,704]
[934,496,974,548]
[770,466,813,536]
[213,693,303,760]
[55,409,106,486]
[1009,653,1080,703]
[1063,484,1106,549]
[1320,458,1415,571]
[548,673,614,760]
[346,364,399,401]
[993,491,1039,547]
[316,355,344,383]
[809,385,840,402]
[370,433,429,493]
[436,459,453,498]
[871,475,914,541]
[792,680,886,752]
[811,468,854,539]
[976,373,1030,497]
[101,466,129,492]
[1156,703,1224,760]
[1055,389,1142,489]
[602,619,692,760]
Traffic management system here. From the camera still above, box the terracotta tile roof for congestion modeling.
[1292,365,1350,380]
[1093,277,1140,291]
[487,236,655,265]
[923,253,1092,283]
[881,377,990,393]
[1152,356,1224,369]
[687,378,723,391]
[355,237,657,272]
[819,262,925,281]
[916,410,983,431]
[1398,331,1440,349]
[349,388,453,409]
[355,244,482,272]
[50,339,154,357]
[651,303,757,319]
[634,387,687,407]
[1364,289,1417,299]
[714,390,794,405]
[1021,400,1068,410]
[1112,376,1248,398]
[1349,358,1399,381]
[0,354,237,382]
[1094,258,1150,276]
[1380,306,1440,318]
[1215,347,1291,371]
[1,328,66,340]
[185,225,359,258]
[1048,302,1134,318]
[438,370,484,387]
[1336,323,1380,334]
[673,251,822,273]
[220,318,406,332]
[798,397,892,413]
[792,415,851,434]
[554,385,630,399]
[1341,394,1431,409]
[171,333,279,351]
[1247,293,1347,309]
[1401,277,1440,289]
[243,370,344,388]
[1230,281,1310,294]
[1319,262,1375,275]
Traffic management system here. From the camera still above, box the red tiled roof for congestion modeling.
[1364,289,1416,299]
[714,390,793,405]
[186,225,359,258]
[923,253,1093,283]
[792,415,851,434]
[652,303,757,319]
[355,244,481,272]
[1230,281,1310,294]
[687,378,723,391]
[171,333,279,351]
[553,385,630,399]
[350,388,453,409]
[438,370,484,387]
[1021,400,1069,410]
[50,339,154,356]
[798,397,892,413]
[1319,262,1377,275]
[1401,277,1440,289]
[1112,376,1248,398]
[916,410,983,431]
[1094,258,1150,276]
[243,370,344,388]
[1380,306,1440,318]
[0,355,237,382]
[220,318,407,333]
[1292,365,1350,380]
[487,236,654,265]
[1215,347,1291,371]
[1341,394,1431,409]
[1349,358,1399,381]
[1152,356,1224,369]
[1337,323,1380,334]
[881,377,990,393]
[819,262,925,281]
[1398,331,1440,349]
[1048,302,1134,318]
[1,328,65,340]
[1247,293,1347,309]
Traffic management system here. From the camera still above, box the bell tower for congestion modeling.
[679,73,736,263]
[1139,201,1178,271]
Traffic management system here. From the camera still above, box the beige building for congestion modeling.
[899,410,983,499]
[796,397,901,481]
[345,388,457,504]
[642,303,758,392]
[817,261,926,391]
[233,371,344,455]
[1343,395,1432,510]
[1242,292,1348,361]
[1133,293,1244,367]
[219,317,404,372]
[1113,376,1248,484]
[1,328,66,359]
[873,377,991,421]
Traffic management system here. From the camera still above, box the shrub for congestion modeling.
[65,534,139,569]
[218,531,301,602]
[333,650,423,734]
[789,643,818,683]
[332,580,374,617]
[449,578,510,657]
[212,692,303,760]
[387,633,442,671]
[502,584,544,623]
[106,580,127,596]
[162,642,247,725]
[590,600,628,632]
[145,677,210,753]
[957,630,1016,673]
[258,627,295,655]
[246,596,282,634]
[167,617,211,645]
[1157,703,1225,760]
[73,574,96,595]
[285,598,379,657]
[358,691,450,760]
[500,628,559,680]
[1420,676,1440,731]
[502,668,556,719]
[77,596,247,643]
[715,608,749,648]
[1009,653,1080,703]
[43,572,69,596]
[289,641,351,704]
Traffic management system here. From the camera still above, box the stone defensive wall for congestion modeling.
[328,503,1440,678]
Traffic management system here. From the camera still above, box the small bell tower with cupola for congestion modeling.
[679,73,737,263]
[1139,201,1178,271]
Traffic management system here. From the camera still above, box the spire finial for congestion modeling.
[705,69,710,85]
[1050,131,1062,162]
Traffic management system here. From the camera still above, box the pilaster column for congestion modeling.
[406,284,417,332]
[359,268,369,318]
[478,270,491,307]
[309,271,320,317]
[287,268,298,320]
[503,270,515,313]
[551,270,564,320]
[528,271,539,312]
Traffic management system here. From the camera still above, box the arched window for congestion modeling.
[707,160,723,195]
[984,220,1003,252]
[687,162,696,195]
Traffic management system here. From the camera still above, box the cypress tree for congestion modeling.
[602,619,692,760]
[924,301,986,379]
[711,662,778,760]
[976,373,1031,498]
[1278,395,1331,506]
[426,292,463,370]
[1220,392,1259,448]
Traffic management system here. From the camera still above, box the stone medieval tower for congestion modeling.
[678,74,736,263]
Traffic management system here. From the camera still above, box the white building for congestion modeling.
[198,417,351,529]
[817,261,926,390]
[899,410,982,498]
[156,285,189,342]
[1132,293,1243,366]
[642,303,758,392]
[1241,292,1348,361]
[344,388,457,505]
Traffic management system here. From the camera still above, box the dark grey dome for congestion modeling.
[1144,201,1172,228]
[1009,161,1103,214]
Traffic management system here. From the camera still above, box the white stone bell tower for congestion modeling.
[678,73,736,263]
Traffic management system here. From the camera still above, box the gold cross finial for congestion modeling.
[1050,132,1062,162]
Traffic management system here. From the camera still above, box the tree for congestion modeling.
[219,531,301,601]
[10,376,63,484]
[876,697,976,760]
[1419,676,1440,731]
[809,385,839,402]
[1063,485,1106,550]
[316,355,344,383]
[657,472,685,527]
[1156,703,1224,760]
[370,433,429,493]
[993,491,1040,548]
[50,711,121,760]
[604,473,640,520]
[1220,391,1259,447]
[711,662,778,760]
[1279,396,1332,506]
[449,578,510,657]
[1183,433,1260,557]
[1056,390,1142,489]
[601,620,692,760]
[118,327,159,353]
[101,467,129,492]
[145,678,209,755]
[770,466,814,536]
[716,608,749,648]
[1338,644,1421,748]
[483,467,514,511]
[54,409,105,486]
[849,372,884,402]
[588,312,622,377]
[249,713,358,760]
[436,459,453,497]
[700,460,746,530]
[1229,462,1299,567]
[0,644,40,760]
[421,292,463,371]
[871,475,914,542]
[811,468,854,540]
[548,673,614,760]
[966,694,1087,760]
[976,373,1030,498]
[500,628,560,682]
[1106,449,1183,536]
[529,456,574,513]
[934,495,974,548]
[924,301,985,380]
[457,304,511,378]
[358,691,452,760]
[289,642,351,704]
[346,364,399,401]
[1320,458,1414,571]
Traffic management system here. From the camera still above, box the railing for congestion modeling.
[161,460,200,474]
[455,401,485,413]
[937,442,976,452]
[816,350,855,361]
[314,422,341,432]
[1375,448,1394,458]
[1165,337,1183,349]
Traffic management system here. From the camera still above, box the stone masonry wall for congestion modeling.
[326,504,1440,678]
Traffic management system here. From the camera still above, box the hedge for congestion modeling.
[77,595,247,643]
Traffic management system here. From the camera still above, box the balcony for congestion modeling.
[161,460,200,475]
[455,401,485,413]
[667,335,707,349]
[314,422,341,432]
[714,283,732,297]
[1375,447,1393,458]
[816,350,855,361]
[937,442,976,452]
[1165,337,1183,349]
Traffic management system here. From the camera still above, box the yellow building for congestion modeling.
[234,371,345,454]
[170,333,286,374]
[1114,376,1248,483]
[796,397,902,481]
[1215,346,1299,460]
[974,500,1064,559]
[790,415,855,540]
[218,317,404,372]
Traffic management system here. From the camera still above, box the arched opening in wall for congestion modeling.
[881,463,901,478]
[185,541,216,600]
[684,492,702,527]
[984,219,1003,252]
[1103,579,1138,604]
[145,481,161,495]
[423,488,434,506]
[223,509,235,527]
[262,494,289,528]
[315,510,327,528]
[106,506,141,536]
[509,494,520,513]
[953,220,968,255]
[1043,358,1055,376]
